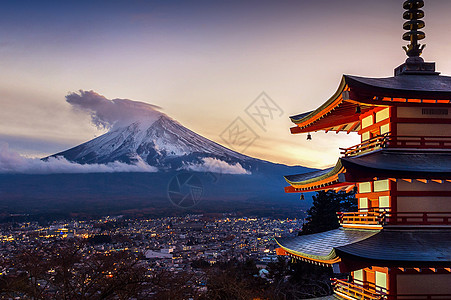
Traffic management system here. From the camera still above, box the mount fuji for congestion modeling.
[0,92,314,220]
[50,114,254,173]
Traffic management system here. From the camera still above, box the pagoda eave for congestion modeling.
[344,74,451,101]
[289,74,451,134]
[335,230,451,268]
[340,150,451,182]
[285,150,451,192]
[275,228,379,268]
[276,229,451,271]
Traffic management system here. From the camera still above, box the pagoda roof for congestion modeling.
[344,74,451,99]
[290,74,451,134]
[341,149,451,181]
[275,228,379,263]
[285,167,336,185]
[277,229,451,268]
[285,149,451,190]
[336,229,451,267]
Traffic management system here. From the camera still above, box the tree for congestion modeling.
[200,259,267,300]
[265,257,333,299]
[0,239,150,299]
[301,190,356,235]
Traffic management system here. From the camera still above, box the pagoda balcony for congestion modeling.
[338,211,451,228]
[332,279,384,300]
[340,134,390,157]
[340,133,451,157]
[337,211,385,229]
[332,279,451,300]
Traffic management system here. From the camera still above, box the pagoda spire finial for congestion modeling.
[402,0,426,58]
[394,0,438,75]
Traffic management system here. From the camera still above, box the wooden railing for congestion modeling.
[332,279,451,300]
[340,133,389,157]
[384,212,451,226]
[340,133,451,157]
[337,211,451,227]
[337,212,385,227]
[332,279,383,300]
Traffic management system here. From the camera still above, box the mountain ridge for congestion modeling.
[51,114,258,172]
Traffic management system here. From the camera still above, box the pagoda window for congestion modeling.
[379,196,390,211]
[353,269,364,286]
[375,271,387,294]
[380,123,390,135]
[374,179,390,192]
[375,108,390,123]
[362,115,374,129]
[358,182,372,193]
[359,108,392,142]
[359,197,369,211]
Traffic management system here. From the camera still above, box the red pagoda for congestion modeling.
[276,1,451,299]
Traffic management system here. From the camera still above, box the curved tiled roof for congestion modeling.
[345,74,451,98]
[275,228,379,262]
[277,229,451,266]
[285,149,451,186]
[336,229,451,265]
[289,73,451,133]
[284,167,334,184]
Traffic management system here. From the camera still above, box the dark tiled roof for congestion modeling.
[336,230,451,265]
[284,167,334,183]
[277,229,451,266]
[275,228,379,261]
[289,73,451,125]
[345,74,451,98]
[290,110,314,122]
[341,150,451,176]
[285,150,451,185]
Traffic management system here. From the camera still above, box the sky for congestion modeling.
[1,0,451,169]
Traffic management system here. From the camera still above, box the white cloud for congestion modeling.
[181,157,250,175]
[0,143,158,174]
[66,90,163,130]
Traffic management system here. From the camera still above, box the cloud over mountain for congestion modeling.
[0,143,158,174]
[181,157,250,175]
[66,90,163,129]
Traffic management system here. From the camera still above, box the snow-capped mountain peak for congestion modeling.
[51,114,252,172]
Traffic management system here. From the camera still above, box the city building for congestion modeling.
[276,1,451,299]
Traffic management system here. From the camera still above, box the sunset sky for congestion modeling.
[2,0,451,169]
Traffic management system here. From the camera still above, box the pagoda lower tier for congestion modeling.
[276,229,451,299]
[276,229,451,272]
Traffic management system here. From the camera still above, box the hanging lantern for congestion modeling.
[355,105,361,114]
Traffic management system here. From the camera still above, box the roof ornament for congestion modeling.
[394,0,438,75]
[402,0,426,58]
